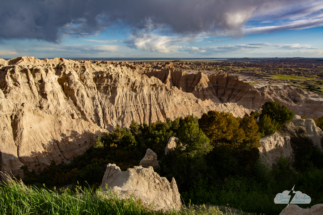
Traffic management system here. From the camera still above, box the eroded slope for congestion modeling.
[0,57,250,175]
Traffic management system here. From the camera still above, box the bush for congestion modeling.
[260,101,294,130]
[258,114,279,137]
[315,116,323,131]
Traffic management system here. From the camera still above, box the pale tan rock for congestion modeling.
[281,115,323,150]
[0,58,7,66]
[139,148,160,169]
[259,85,323,119]
[259,134,292,167]
[142,69,323,118]
[280,204,323,215]
[101,164,182,212]
[259,116,323,167]
[165,137,178,155]
[0,57,251,176]
[165,137,184,155]
[7,56,43,65]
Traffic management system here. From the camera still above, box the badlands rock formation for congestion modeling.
[280,204,323,215]
[139,148,160,169]
[259,115,323,167]
[0,57,251,176]
[101,164,182,211]
[142,69,323,118]
[258,134,292,167]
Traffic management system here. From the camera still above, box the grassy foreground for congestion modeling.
[0,173,258,215]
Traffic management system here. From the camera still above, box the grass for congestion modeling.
[0,173,261,215]
[264,74,316,81]
[244,82,259,86]
[230,67,253,71]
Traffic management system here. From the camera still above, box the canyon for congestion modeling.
[0,56,323,176]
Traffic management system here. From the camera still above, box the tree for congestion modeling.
[240,115,260,149]
[258,114,279,137]
[199,111,246,149]
[162,115,212,191]
[178,115,213,157]
[260,101,294,130]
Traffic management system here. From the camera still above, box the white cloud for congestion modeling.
[244,17,323,34]
[0,50,17,56]
[127,33,186,53]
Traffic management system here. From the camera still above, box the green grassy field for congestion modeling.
[264,74,316,81]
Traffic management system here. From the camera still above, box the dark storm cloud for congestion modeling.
[0,0,318,42]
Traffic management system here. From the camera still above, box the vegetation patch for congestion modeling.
[13,102,323,215]
[264,74,316,81]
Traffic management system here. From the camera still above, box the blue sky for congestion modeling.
[0,0,322,59]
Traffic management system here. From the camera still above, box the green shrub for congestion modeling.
[258,114,279,137]
[315,116,323,131]
[259,101,294,130]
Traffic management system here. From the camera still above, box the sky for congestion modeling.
[0,0,323,59]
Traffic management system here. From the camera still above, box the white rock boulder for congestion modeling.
[101,164,182,212]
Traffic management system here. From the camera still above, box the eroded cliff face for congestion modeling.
[141,69,323,118]
[0,57,250,176]
[258,85,323,119]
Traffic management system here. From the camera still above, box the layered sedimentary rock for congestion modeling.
[142,69,323,118]
[0,57,250,176]
[259,85,323,119]
[101,164,182,211]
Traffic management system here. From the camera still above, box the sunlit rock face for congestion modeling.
[259,115,323,167]
[0,57,250,176]
[101,164,182,212]
[142,69,323,118]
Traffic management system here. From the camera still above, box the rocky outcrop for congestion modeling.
[279,115,323,150]
[101,164,182,211]
[259,85,323,119]
[165,137,186,155]
[165,137,179,155]
[0,58,7,66]
[139,148,160,169]
[280,204,323,215]
[259,115,323,167]
[259,134,292,167]
[0,57,252,176]
[142,69,323,118]
[141,70,265,108]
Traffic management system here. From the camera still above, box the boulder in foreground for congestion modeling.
[280,204,323,215]
[101,164,182,212]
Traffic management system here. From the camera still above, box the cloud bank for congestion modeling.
[0,0,321,42]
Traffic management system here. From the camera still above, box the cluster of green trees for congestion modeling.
[21,101,323,215]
